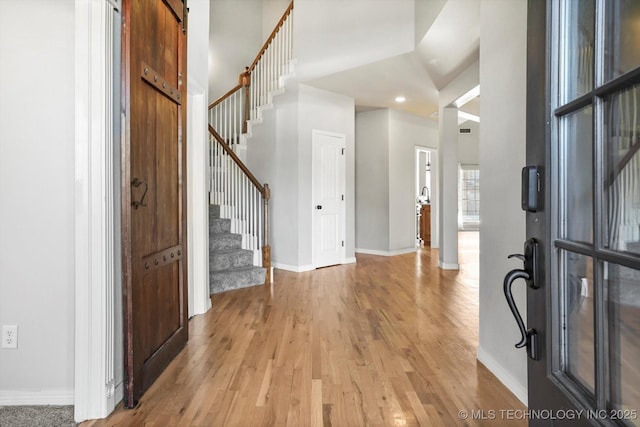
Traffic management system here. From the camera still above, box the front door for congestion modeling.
[121,0,188,407]
[526,1,640,425]
[312,130,346,268]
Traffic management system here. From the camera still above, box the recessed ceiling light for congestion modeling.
[395,96,406,103]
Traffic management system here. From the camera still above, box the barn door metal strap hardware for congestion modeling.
[141,245,183,271]
[140,62,182,104]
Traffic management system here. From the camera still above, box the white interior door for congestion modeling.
[312,130,345,268]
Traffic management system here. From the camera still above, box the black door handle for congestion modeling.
[503,237,541,360]
[316,205,323,210]
[504,269,531,349]
[503,269,538,360]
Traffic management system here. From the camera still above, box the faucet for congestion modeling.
[421,186,430,203]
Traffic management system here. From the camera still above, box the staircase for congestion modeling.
[209,205,266,293]
[208,2,294,294]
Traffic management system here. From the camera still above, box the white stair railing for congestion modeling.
[208,85,245,147]
[209,126,271,274]
[248,2,294,120]
[207,1,293,145]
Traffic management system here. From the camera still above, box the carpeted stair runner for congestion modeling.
[209,205,266,294]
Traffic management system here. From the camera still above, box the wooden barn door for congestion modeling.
[121,0,188,407]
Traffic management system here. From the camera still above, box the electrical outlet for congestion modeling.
[2,325,18,349]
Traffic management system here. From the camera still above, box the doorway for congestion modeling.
[415,146,438,248]
[121,0,189,406]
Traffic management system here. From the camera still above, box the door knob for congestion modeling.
[316,205,323,210]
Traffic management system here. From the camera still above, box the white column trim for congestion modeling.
[187,85,211,316]
[74,0,117,421]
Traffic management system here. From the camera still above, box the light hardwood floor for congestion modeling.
[83,232,526,426]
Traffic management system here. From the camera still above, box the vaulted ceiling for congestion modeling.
[302,0,481,119]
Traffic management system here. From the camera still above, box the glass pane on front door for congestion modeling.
[546,0,640,420]
[605,83,640,255]
[561,106,593,244]
[605,0,640,81]
[562,250,595,394]
[605,262,640,422]
[560,0,594,103]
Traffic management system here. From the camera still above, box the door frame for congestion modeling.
[311,129,346,268]
[414,146,439,249]
[74,0,210,421]
[74,0,121,421]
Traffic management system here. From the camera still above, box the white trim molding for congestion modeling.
[74,0,118,422]
[355,248,417,257]
[477,346,528,406]
[438,260,460,270]
[272,263,315,273]
[0,389,74,406]
[186,88,211,317]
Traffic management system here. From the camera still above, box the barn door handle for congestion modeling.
[131,178,148,209]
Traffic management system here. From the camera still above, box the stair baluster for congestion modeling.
[207,1,293,288]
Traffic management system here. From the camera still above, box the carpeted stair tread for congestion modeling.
[210,217,231,234]
[209,204,221,219]
[209,203,265,294]
[210,232,242,250]
[210,265,266,294]
[211,248,254,270]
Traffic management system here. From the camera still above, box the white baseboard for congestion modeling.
[272,259,356,272]
[438,260,459,270]
[477,346,528,406]
[272,262,315,273]
[355,248,416,257]
[114,381,123,407]
[0,389,74,405]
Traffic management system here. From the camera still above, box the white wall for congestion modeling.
[262,0,292,40]
[389,110,439,252]
[458,120,480,165]
[0,0,75,403]
[272,88,301,268]
[208,0,263,101]
[355,110,390,252]
[294,0,414,81]
[355,109,438,254]
[477,0,528,405]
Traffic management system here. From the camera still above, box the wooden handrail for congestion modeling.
[208,84,242,110]
[248,1,294,73]
[208,124,268,198]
